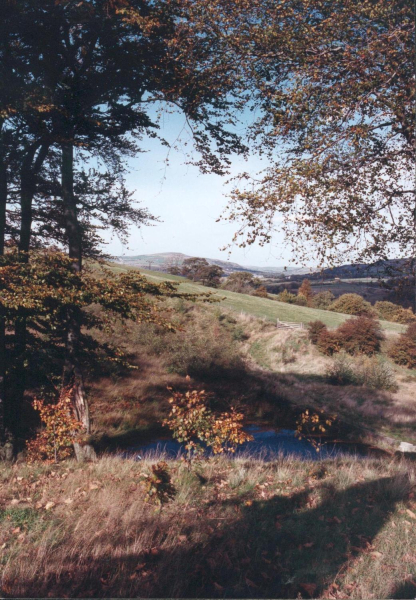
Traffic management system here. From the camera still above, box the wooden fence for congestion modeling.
[276,318,305,330]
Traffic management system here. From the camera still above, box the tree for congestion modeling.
[222,0,414,279]
[328,293,376,317]
[312,291,335,310]
[1,0,248,446]
[221,271,261,293]
[298,279,314,305]
[0,250,196,448]
[198,264,224,288]
[182,257,210,281]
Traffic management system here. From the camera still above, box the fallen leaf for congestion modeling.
[303,542,315,548]
[44,501,55,510]
[213,582,224,591]
[245,577,258,588]
[10,499,20,505]
[89,484,99,491]
[64,498,73,505]
[406,509,416,519]
[371,551,383,559]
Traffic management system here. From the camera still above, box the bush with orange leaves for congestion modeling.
[26,388,83,463]
[163,388,253,463]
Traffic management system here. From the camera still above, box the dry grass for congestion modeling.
[1,455,415,598]
[241,321,416,444]
[83,301,416,454]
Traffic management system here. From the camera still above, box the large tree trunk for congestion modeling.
[0,120,7,448]
[12,143,49,444]
[61,143,91,437]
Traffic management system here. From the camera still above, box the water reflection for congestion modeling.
[124,425,367,461]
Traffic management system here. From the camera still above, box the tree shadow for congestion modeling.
[390,580,416,599]
[7,474,411,598]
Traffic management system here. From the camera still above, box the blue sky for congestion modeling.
[99,108,310,269]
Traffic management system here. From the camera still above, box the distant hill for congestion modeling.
[116,253,412,282]
[116,252,311,277]
[305,258,412,281]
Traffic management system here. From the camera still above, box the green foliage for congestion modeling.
[141,462,175,507]
[0,507,40,531]
[181,258,224,288]
[307,320,327,344]
[329,294,376,317]
[294,293,308,307]
[312,291,335,310]
[276,289,298,304]
[0,251,198,395]
[163,388,253,464]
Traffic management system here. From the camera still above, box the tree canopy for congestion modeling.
[219,0,414,267]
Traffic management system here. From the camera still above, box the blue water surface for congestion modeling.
[123,425,366,461]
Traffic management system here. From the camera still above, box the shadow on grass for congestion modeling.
[7,474,411,598]
[390,580,416,599]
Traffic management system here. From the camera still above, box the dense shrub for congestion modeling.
[336,317,384,355]
[316,329,342,356]
[329,293,376,317]
[251,285,268,298]
[293,293,308,306]
[325,352,358,385]
[307,320,327,344]
[406,323,416,341]
[388,323,416,369]
[312,290,335,310]
[276,289,308,306]
[326,353,397,391]
[276,289,298,304]
[316,317,383,356]
[221,272,262,294]
[375,301,416,324]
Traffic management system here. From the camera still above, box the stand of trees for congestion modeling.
[0,0,247,457]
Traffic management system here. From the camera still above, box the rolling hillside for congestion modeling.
[115,252,311,277]
[108,262,405,332]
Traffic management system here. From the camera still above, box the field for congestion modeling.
[108,263,404,332]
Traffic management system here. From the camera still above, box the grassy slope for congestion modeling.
[108,263,404,332]
[1,455,415,599]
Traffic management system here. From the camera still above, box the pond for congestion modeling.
[123,425,368,461]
